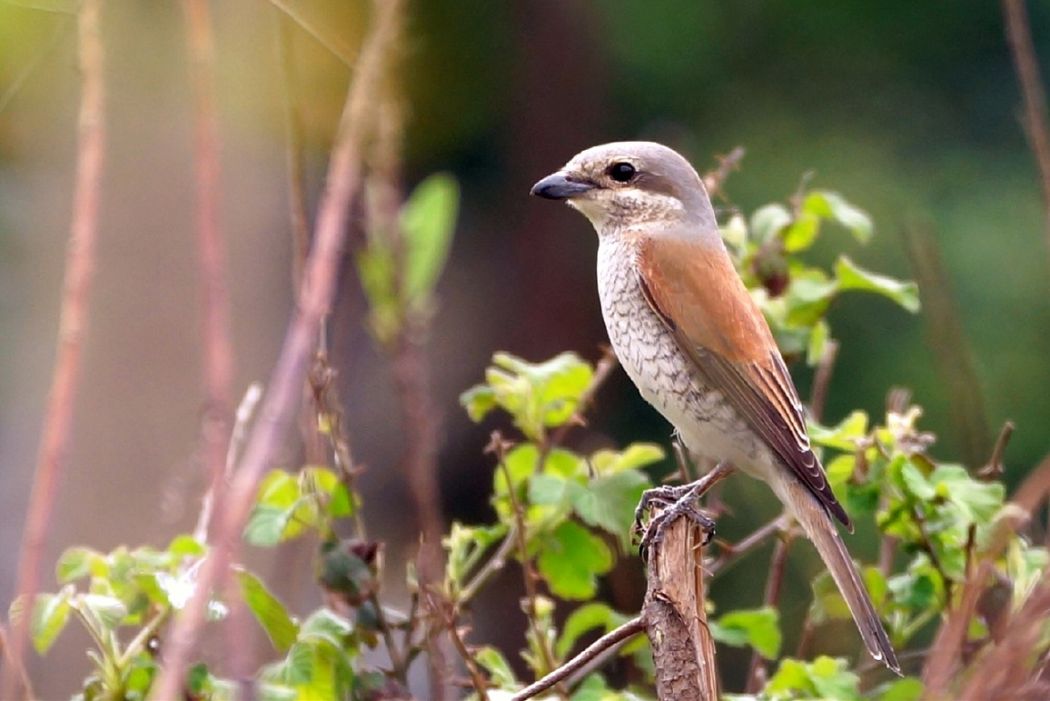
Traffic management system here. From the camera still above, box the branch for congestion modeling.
[148,3,401,697]
[268,0,356,67]
[3,2,105,696]
[1002,0,1050,261]
[702,146,746,198]
[644,509,720,700]
[510,616,646,701]
[746,528,795,692]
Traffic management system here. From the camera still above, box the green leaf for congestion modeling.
[401,173,460,306]
[805,190,873,243]
[475,645,518,688]
[245,504,297,547]
[783,212,821,252]
[572,470,651,548]
[835,256,920,312]
[589,443,665,474]
[555,602,628,658]
[809,410,869,452]
[299,608,353,648]
[809,571,851,623]
[536,522,613,600]
[878,677,924,701]
[356,243,400,343]
[55,546,101,584]
[806,319,830,366]
[79,594,127,630]
[709,606,781,659]
[751,203,792,243]
[930,464,1005,525]
[460,385,497,422]
[30,589,72,654]
[167,534,206,558]
[766,656,861,701]
[236,568,299,652]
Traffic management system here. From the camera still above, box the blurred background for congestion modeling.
[1,0,1048,696]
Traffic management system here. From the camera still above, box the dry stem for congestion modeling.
[510,616,646,701]
[148,2,401,697]
[1002,0,1050,262]
[3,2,105,696]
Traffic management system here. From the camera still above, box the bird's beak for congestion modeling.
[530,172,595,200]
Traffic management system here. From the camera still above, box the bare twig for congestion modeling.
[444,615,490,701]
[809,339,839,423]
[3,3,105,696]
[510,616,646,701]
[702,146,746,198]
[148,3,401,697]
[273,11,312,293]
[194,383,262,543]
[180,0,247,683]
[1002,0,1050,261]
[903,220,989,464]
[746,529,796,692]
[979,421,1015,480]
[457,524,518,605]
[706,515,785,578]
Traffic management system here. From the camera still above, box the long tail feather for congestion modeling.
[781,475,901,675]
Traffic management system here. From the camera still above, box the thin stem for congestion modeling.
[444,614,489,701]
[3,3,105,696]
[510,616,646,701]
[148,3,401,697]
[707,515,785,578]
[268,0,357,67]
[117,608,170,669]
[745,528,795,692]
[809,339,839,423]
[1002,0,1050,263]
[702,146,746,198]
[458,525,518,605]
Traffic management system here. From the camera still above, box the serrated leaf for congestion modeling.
[572,470,650,548]
[709,606,781,659]
[835,256,920,312]
[79,594,127,630]
[55,546,101,583]
[804,190,873,243]
[930,464,1005,525]
[237,568,299,652]
[555,602,629,658]
[536,522,613,600]
[589,443,665,474]
[30,589,72,654]
[401,173,459,306]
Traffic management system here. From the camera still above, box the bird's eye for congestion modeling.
[608,162,636,183]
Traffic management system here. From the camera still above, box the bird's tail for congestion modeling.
[780,475,901,675]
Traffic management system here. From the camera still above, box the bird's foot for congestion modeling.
[634,480,717,561]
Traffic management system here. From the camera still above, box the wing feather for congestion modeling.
[636,235,851,529]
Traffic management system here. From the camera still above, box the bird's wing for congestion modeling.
[635,233,851,529]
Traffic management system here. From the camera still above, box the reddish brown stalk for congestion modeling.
[1002,0,1050,262]
[182,0,243,681]
[148,2,401,697]
[745,531,795,692]
[3,2,105,697]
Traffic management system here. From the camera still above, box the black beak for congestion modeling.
[529,172,595,200]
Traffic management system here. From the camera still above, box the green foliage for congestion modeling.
[709,606,782,660]
[245,466,354,546]
[357,173,460,343]
[724,187,919,363]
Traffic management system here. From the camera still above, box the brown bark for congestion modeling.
[643,513,719,701]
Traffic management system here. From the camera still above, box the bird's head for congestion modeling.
[530,141,716,233]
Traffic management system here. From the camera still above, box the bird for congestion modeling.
[529,141,900,675]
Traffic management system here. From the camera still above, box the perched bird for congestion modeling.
[530,142,900,674]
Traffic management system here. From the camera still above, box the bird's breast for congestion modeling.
[595,236,775,477]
